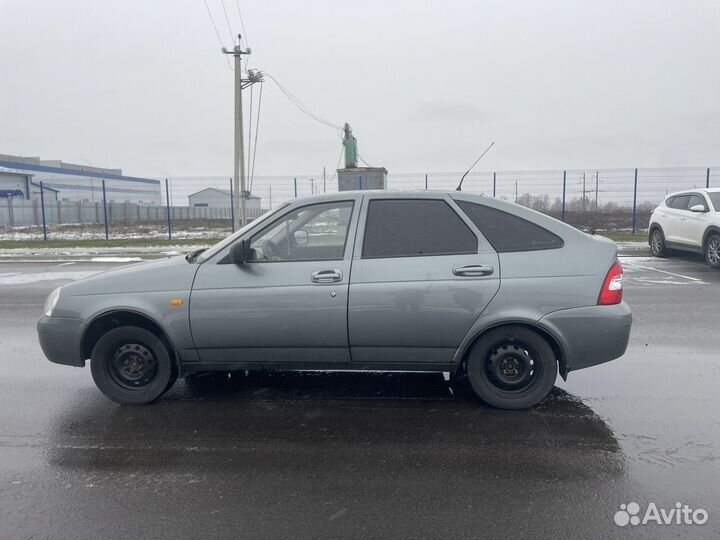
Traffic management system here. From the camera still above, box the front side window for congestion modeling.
[668,195,690,210]
[456,200,564,253]
[688,194,708,211]
[249,201,354,262]
[362,199,477,258]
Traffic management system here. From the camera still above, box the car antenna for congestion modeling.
[455,141,495,191]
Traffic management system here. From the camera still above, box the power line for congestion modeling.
[202,0,232,70]
[358,153,372,167]
[202,0,224,46]
[264,72,343,131]
[269,74,341,130]
[234,0,249,48]
[219,0,235,43]
[327,146,345,183]
[247,83,254,184]
[249,82,264,193]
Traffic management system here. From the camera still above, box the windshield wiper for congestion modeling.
[185,248,207,263]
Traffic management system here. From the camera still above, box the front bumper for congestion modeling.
[538,301,632,373]
[37,316,85,367]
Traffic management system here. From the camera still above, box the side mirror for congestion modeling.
[229,239,250,265]
[690,204,707,213]
[293,229,309,245]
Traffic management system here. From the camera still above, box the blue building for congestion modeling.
[0,154,161,205]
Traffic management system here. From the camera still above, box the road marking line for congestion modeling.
[632,278,708,286]
[55,262,76,267]
[624,262,705,282]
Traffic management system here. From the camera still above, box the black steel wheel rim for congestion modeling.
[708,237,720,264]
[484,341,541,394]
[109,343,158,389]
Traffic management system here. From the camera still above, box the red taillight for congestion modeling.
[598,260,623,305]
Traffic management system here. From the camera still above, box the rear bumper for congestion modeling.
[538,301,632,373]
[37,316,85,367]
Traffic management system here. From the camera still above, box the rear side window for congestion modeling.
[362,199,477,258]
[668,195,690,209]
[456,201,564,253]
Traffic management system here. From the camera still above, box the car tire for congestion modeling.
[704,233,720,269]
[649,228,668,258]
[465,326,557,410]
[91,326,177,405]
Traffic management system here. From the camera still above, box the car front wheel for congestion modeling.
[705,233,720,269]
[465,326,557,410]
[650,228,668,258]
[90,326,177,405]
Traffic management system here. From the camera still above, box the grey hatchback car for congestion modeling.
[37,191,631,409]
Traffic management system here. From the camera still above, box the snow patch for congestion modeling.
[90,257,143,263]
[0,271,101,285]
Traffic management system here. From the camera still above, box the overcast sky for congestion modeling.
[0,0,718,178]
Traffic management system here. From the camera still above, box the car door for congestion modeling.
[663,194,691,244]
[190,197,360,365]
[680,193,711,247]
[347,195,500,366]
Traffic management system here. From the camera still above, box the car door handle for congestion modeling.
[311,269,343,283]
[453,265,494,277]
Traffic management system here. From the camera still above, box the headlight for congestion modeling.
[44,287,62,317]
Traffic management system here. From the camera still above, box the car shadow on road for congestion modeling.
[46,371,625,482]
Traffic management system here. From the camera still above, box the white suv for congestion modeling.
[648,188,720,268]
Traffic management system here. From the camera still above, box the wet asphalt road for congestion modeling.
[0,256,719,539]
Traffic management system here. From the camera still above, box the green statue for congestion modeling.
[342,122,358,168]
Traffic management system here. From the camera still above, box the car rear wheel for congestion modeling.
[650,228,668,258]
[465,326,557,410]
[705,233,720,269]
[91,326,177,405]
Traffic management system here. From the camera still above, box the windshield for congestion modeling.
[195,203,291,263]
[708,193,720,211]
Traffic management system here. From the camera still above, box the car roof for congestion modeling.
[281,189,529,213]
[665,187,720,198]
[287,189,481,199]
[282,189,582,237]
[281,189,489,206]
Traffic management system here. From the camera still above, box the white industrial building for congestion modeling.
[189,187,262,212]
[0,167,59,202]
[0,166,32,199]
[0,154,161,205]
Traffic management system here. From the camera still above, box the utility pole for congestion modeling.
[323,167,326,193]
[310,178,315,195]
[222,35,263,230]
[595,171,599,211]
[582,172,586,212]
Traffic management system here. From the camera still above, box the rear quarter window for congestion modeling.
[456,200,564,253]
